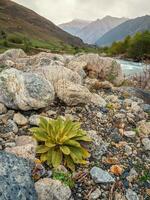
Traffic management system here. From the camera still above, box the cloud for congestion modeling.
[13,0,150,24]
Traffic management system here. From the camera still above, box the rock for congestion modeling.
[29,114,41,126]
[126,189,139,200]
[90,167,115,183]
[35,178,72,200]
[142,104,150,113]
[34,65,82,88]
[0,103,7,114]
[88,130,109,160]
[13,113,28,125]
[142,138,150,150]
[72,54,123,85]
[15,136,37,146]
[0,49,26,61]
[125,145,132,155]
[5,136,37,160]
[55,80,92,106]
[89,188,101,200]
[124,131,136,138]
[137,120,150,136]
[90,94,107,107]
[0,68,55,110]
[0,119,18,134]
[0,152,37,200]
[66,60,87,78]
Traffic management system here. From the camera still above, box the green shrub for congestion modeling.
[30,117,91,171]
[8,35,23,44]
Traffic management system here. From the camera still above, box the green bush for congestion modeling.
[8,35,23,44]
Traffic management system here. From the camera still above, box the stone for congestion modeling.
[125,145,132,155]
[126,189,139,200]
[0,103,7,114]
[5,136,37,160]
[66,60,87,78]
[71,54,123,85]
[0,152,37,200]
[55,80,92,106]
[35,178,72,200]
[88,130,109,160]
[90,167,115,183]
[142,104,150,113]
[142,138,150,150]
[137,120,150,136]
[89,188,101,200]
[5,144,36,160]
[29,114,41,126]
[0,119,18,134]
[13,113,28,126]
[15,136,37,146]
[0,68,55,110]
[124,131,136,138]
[34,65,82,88]
[90,94,107,107]
[0,49,26,61]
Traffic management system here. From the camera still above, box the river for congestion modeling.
[117,59,149,77]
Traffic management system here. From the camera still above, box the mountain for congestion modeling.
[76,16,128,44]
[96,15,150,46]
[0,0,84,47]
[59,19,91,36]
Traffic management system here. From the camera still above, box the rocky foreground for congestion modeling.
[0,49,150,200]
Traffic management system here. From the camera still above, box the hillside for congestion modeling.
[59,19,91,36]
[0,0,85,48]
[96,15,150,46]
[76,16,128,44]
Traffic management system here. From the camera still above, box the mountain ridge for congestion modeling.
[96,15,150,46]
[0,0,85,47]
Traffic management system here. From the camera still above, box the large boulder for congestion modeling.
[0,152,37,200]
[34,65,82,87]
[0,68,55,110]
[55,79,92,106]
[0,49,26,62]
[71,54,123,85]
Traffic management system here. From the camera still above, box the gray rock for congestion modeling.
[91,94,106,107]
[142,138,150,150]
[124,131,136,138]
[89,188,101,200]
[0,68,55,110]
[90,167,115,183]
[0,103,7,114]
[35,178,72,200]
[142,104,150,113]
[126,189,139,200]
[0,152,37,200]
[0,119,18,134]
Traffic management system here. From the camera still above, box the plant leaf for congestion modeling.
[30,127,49,141]
[64,140,81,148]
[65,156,75,171]
[39,117,48,130]
[36,145,49,153]
[52,149,62,168]
[45,141,56,148]
[40,153,48,162]
[60,146,70,155]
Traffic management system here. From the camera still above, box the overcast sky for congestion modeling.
[13,0,150,24]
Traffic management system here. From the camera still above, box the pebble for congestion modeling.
[142,138,150,150]
[126,189,139,200]
[13,113,28,126]
[124,131,136,138]
[90,167,115,183]
[89,188,101,200]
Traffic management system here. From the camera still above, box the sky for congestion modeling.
[13,0,150,24]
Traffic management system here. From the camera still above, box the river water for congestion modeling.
[117,59,149,76]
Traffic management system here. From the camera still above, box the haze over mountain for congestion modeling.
[96,15,150,46]
[0,0,84,47]
[59,19,91,36]
[59,16,128,44]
